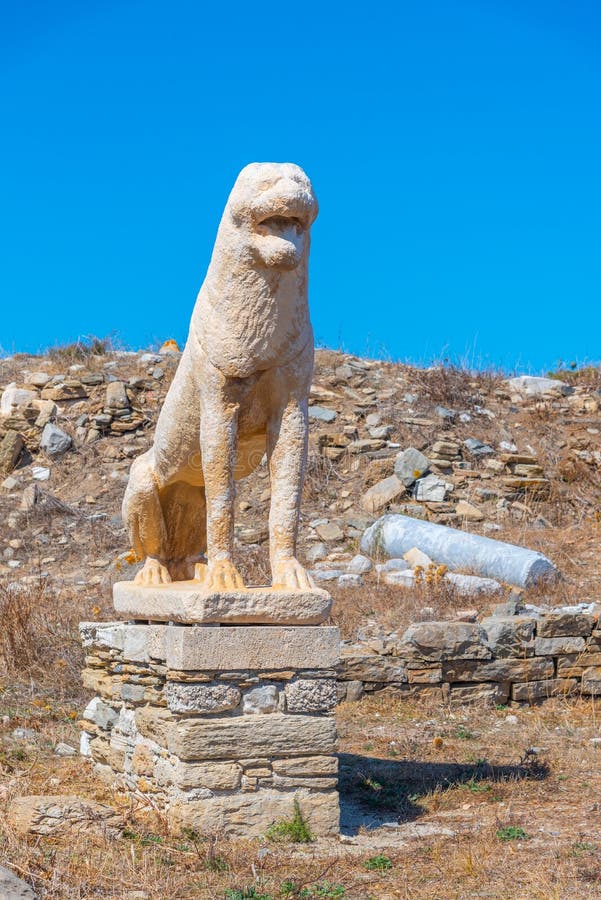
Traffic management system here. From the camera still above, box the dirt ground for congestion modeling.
[1,346,601,897]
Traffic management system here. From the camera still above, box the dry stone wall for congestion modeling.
[338,603,601,705]
[79,622,340,837]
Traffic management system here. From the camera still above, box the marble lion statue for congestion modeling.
[123,162,319,591]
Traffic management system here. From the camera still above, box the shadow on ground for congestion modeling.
[338,752,550,835]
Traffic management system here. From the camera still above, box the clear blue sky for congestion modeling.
[1,1,600,371]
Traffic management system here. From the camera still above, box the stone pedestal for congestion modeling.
[79,588,339,837]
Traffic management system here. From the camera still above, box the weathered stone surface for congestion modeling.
[414,474,449,501]
[83,696,118,731]
[243,684,279,714]
[347,554,373,575]
[80,622,125,651]
[0,385,38,415]
[394,447,430,486]
[0,865,37,899]
[169,714,336,761]
[272,775,338,790]
[456,499,484,521]
[507,375,572,397]
[166,681,241,714]
[41,381,87,401]
[361,475,405,513]
[581,667,601,695]
[343,680,364,702]
[511,678,577,702]
[272,755,338,776]
[407,667,443,684]
[40,423,72,457]
[113,583,332,625]
[168,789,339,837]
[442,657,553,683]
[135,707,175,746]
[105,381,130,410]
[481,616,535,658]
[8,795,122,836]
[537,613,595,638]
[445,573,504,597]
[534,636,586,656]
[338,653,408,682]
[449,682,509,705]
[0,430,24,473]
[156,759,242,790]
[398,622,492,662]
[285,678,337,713]
[166,625,339,671]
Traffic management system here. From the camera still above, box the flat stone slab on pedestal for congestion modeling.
[113,581,332,625]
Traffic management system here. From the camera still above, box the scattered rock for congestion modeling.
[403,547,432,568]
[243,685,279,714]
[7,795,122,837]
[0,385,38,416]
[455,499,485,521]
[0,430,24,473]
[40,423,72,458]
[507,375,572,397]
[394,447,430,486]
[414,474,450,502]
[361,474,405,513]
[347,554,373,575]
[0,865,37,899]
[308,405,337,423]
[463,438,495,457]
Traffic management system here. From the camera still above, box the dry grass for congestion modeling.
[0,580,89,698]
[1,692,600,897]
[403,361,504,410]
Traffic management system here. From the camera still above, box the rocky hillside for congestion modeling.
[1,342,600,637]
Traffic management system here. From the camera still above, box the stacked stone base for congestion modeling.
[80,621,339,837]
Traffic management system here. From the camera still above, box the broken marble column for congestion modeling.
[361,514,558,588]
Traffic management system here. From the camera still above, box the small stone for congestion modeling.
[0,864,38,899]
[166,682,241,714]
[435,406,456,422]
[306,542,328,563]
[105,381,129,410]
[0,385,38,415]
[32,466,50,481]
[26,371,51,388]
[338,573,363,587]
[285,679,337,714]
[455,499,484,521]
[347,554,372,575]
[361,474,405,513]
[40,423,72,458]
[463,438,495,457]
[8,795,122,837]
[54,742,77,757]
[0,431,24,474]
[382,569,415,587]
[243,684,279,714]
[314,521,344,542]
[12,727,38,742]
[403,547,432,568]
[308,405,337,423]
[507,375,572,397]
[445,573,503,597]
[344,680,364,702]
[394,447,430,486]
[414,474,449,501]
